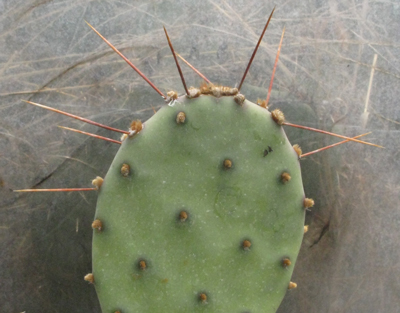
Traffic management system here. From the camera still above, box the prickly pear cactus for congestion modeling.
[90,89,309,312]
[22,11,380,312]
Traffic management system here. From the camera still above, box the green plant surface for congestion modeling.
[93,95,305,312]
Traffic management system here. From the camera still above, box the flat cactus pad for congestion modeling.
[92,94,306,312]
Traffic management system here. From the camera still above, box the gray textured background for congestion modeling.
[1,0,399,312]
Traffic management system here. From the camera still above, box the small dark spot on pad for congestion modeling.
[282,257,292,268]
[242,239,252,251]
[91,219,103,231]
[223,159,233,169]
[178,210,188,222]
[176,111,186,124]
[281,172,291,183]
[137,259,147,271]
[198,292,208,304]
[263,146,273,157]
[120,163,130,177]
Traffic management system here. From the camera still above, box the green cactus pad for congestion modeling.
[92,94,305,312]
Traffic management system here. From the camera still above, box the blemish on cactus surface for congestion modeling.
[120,163,130,177]
[132,274,141,281]
[84,273,94,284]
[281,172,291,183]
[176,111,186,124]
[288,282,297,290]
[91,219,103,231]
[263,146,273,157]
[282,258,292,268]
[91,176,103,189]
[198,292,208,304]
[242,239,252,251]
[234,93,245,106]
[271,109,285,125]
[304,198,315,209]
[304,225,309,233]
[223,159,233,169]
[293,144,302,157]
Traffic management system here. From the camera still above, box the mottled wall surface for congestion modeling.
[0,0,399,312]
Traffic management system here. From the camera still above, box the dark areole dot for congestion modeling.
[137,259,147,271]
[84,273,94,284]
[281,172,291,183]
[271,109,285,125]
[282,257,292,268]
[242,239,252,251]
[120,163,130,177]
[91,219,103,231]
[178,210,188,222]
[176,111,186,124]
[198,292,208,304]
[223,158,233,169]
